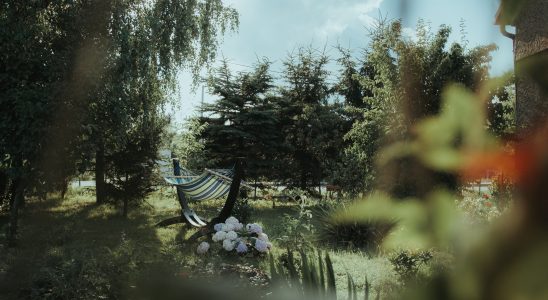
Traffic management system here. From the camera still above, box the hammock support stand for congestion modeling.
[156,158,244,240]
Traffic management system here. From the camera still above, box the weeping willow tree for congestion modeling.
[84,0,239,208]
[0,0,238,242]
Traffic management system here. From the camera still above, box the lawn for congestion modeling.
[0,187,412,299]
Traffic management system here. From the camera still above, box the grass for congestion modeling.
[0,187,402,299]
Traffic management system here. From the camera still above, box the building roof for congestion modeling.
[495,0,527,26]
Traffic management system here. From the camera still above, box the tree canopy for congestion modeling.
[0,0,238,241]
[191,20,502,195]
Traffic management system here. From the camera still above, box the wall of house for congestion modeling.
[514,0,548,130]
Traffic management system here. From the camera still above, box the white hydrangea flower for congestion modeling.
[246,223,263,234]
[223,239,236,251]
[212,231,227,242]
[226,230,238,240]
[225,223,236,231]
[225,216,239,225]
[196,241,210,254]
[213,223,224,232]
[233,223,244,231]
[257,233,269,242]
[236,242,248,253]
[255,239,268,253]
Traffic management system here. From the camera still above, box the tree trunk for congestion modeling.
[0,174,9,209]
[95,143,106,204]
[122,171,129,217]
[60,178,68,200]
[0,171,7,204]
[122,198,128,218]
[7,180,25,247]
[8,179,17,209]
[318,181,321,198]
[300,168,307,189]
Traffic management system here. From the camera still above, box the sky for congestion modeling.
[170,0,514,125]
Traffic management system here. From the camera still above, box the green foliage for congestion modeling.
[341,19,495,195]
[231,198,254,224]
[489,174,514,209]
[197,47,348,189]
[270,249,372,300]
[335,69,548,299]
[188,20,496,197]
[487,74,516,137]
[389,250,433,284]
[87,0,238,206]
[335,47,366,109]
[316,201,394,251]
[274,187,315,202]
[457,196,502,225]
[277,205,316,251]
[171,119,208,171]
[338,82,501,250]
[279,47,346,189]
[104,117,167,215]
[30,236,139,299]
[270,250,337,297]
[328,151,371,196]
[1,0,239,239]
[199,60,282,178]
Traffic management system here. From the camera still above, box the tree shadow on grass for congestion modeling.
[0,194,186,300]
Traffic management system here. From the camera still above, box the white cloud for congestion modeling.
[314,0,385,39]
[315,18,348,38]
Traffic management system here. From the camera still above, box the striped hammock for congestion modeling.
[164,168,236,201]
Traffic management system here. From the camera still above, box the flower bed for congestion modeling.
[196,217,272,255]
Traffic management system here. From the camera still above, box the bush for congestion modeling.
[457,192,504,224]
[232,198,254,224]
[315,201,394,251]
[277,207,315,251]
[490,174,514,209]
[389,250,433,284]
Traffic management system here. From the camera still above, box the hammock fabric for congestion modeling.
[156,158,244,235]
[164,168,235,201]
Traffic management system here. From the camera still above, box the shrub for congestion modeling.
[490,174,514,209]
[277,208,315,251]
[316,201,394,251]
[389,250,433,284]
[232,198,254,224]
[457,192,504,224]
